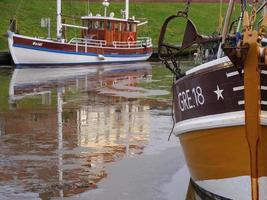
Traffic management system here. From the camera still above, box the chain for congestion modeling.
[184,0,191,15]
[178,0,191,17]
[241,0,246,17]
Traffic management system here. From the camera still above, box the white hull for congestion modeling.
[194,176,267,200]
[8,32,152,66]
[195,176,252,199]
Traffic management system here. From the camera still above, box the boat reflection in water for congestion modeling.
[1,63,159,199]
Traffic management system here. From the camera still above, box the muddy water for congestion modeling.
[0,62,191,199]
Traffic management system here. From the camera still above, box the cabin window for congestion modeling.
[121,23,125,31]
[115,22,119,31]
[88,21,93,29]
[93,21,99,29]
[83,20,88,27]
[118,23,122,31]
[100,20,105,30]
[126,23,130,31]
[107,21,112,30]
[130,24,137,32]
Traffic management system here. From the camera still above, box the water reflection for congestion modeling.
[0,63,173,199]
[0,121,5,136]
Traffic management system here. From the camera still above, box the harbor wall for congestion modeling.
[0,52,12,67]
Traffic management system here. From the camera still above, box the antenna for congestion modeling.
[102,0,110,17]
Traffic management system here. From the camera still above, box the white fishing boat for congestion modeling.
[8,0,152,66]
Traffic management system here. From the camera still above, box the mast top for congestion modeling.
[56,0,62,40]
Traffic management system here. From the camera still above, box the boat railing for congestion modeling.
[113,37,152,48]
[68,38,107,47]
[138,37,152,47]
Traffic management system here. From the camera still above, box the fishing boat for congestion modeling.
[159,0,267,199]
[7,0,152,66]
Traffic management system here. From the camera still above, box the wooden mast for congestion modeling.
[57,0,62,40]
[217,0,235,58]
[243,11,261,200]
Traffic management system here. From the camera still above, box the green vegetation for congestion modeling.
[0,0,240,51]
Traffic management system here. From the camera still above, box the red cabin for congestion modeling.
[81,16,138,46]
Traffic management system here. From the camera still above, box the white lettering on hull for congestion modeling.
[177,86,205,112]
[32,42,43,47]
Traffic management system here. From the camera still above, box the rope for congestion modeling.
[216,0,224,33]
[168,72,176,141]
[250,0,258,27]
[241,0,247,16]
[8,0,24,30]
[87,0,90,15]
[135,4,150,37]
[183,0,191,17]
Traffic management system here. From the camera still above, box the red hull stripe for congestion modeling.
[13,36,152,55]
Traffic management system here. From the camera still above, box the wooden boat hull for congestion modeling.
[173,57,267,199]
[8,32,152,66]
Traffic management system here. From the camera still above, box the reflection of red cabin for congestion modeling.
[81,17,138,46]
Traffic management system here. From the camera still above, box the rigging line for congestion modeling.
[135,4,149,35]
[241,0,246,16]
[69,0,72,18]
[88,0,90,15]
[8,0,24,30]
[168,73,176,141]
[182,0,191,17]
[69,0,77,38]
[217,0,223,33]
[250,0,258,27]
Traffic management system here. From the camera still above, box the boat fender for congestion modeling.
[127,33,135,42]
[235,32,242,45]
[98,54,105,60]
[142,43,147,48]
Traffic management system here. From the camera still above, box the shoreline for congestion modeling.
[0,52,12,67]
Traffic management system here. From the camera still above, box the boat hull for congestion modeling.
[173,57,267,199]
[8,32,152,66]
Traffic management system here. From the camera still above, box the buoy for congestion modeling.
[98,54,105,60]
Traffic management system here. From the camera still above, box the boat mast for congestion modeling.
[125,0,129,20]
[217,0,235,58]
[57,0,62,40]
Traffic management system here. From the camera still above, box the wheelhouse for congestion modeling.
[81,16,139,46]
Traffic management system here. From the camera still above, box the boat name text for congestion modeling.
[32,42,43,47]
[177,86,205,112]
